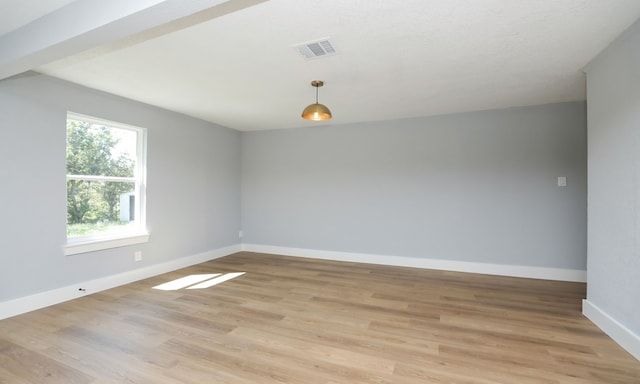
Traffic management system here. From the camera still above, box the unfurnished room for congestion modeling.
[1,1,640,383]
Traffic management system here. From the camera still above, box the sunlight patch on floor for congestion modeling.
[187,272,245,289]
[152,272,245,291]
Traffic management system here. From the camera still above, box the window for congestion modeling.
[65,113,148,255]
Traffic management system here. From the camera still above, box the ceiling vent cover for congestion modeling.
[294,38,337,59]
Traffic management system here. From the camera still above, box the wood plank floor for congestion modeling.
[1,252,639,383]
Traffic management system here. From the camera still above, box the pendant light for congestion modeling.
[301,80,332,121]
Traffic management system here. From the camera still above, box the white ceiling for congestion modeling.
[0,0,76,35]
[2,0,640,131]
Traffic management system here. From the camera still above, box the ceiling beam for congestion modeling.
[0,0,252,80]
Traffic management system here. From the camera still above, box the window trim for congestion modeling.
[64,232,150,256]
[65,112,148,255]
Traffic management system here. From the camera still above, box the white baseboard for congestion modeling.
[0,244,241,320]
[0,243,587,321]
[241,244,587,282]
[583,300,640,361]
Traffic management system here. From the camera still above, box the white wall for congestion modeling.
[0,73,241,303]
[584,19,640,359]
[242,102,587,273]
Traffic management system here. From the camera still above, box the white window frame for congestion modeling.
[64,112,149,256]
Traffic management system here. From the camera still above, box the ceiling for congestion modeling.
[2,0,640,131]
[0,0,76,35]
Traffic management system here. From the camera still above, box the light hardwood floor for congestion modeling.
[1,252,639,383]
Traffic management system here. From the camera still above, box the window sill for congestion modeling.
[65,232,149,256]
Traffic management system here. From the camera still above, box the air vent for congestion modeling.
[294,38,337,59]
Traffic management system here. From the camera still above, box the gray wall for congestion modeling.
[0,73,241,302]
[0,72,588,304]
[241,102,587,269]
[586,20,640,336]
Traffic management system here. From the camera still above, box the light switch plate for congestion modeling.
[557,176,567,187]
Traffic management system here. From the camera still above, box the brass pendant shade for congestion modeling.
[301,103,332,121]
[301,80,332,121]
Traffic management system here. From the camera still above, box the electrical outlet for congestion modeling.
[134,251,142,262]
[238,230,244,239]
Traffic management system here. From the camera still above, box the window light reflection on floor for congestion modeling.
[187,272,245,289]
[152,272,245,291]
